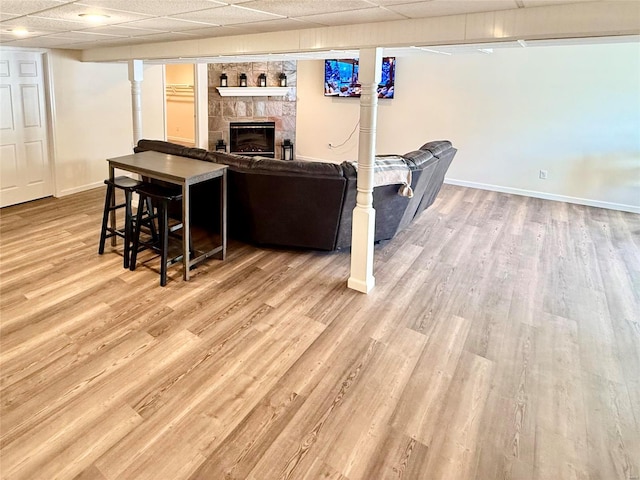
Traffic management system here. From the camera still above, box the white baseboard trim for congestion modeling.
[58,181,104,197]
[444,178,640,214]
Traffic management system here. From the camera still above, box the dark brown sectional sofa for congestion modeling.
[134,139,456,251]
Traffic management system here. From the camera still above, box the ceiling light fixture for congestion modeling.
[10,28,30,37]
[78,13,110,23]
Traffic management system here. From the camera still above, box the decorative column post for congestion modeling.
[128,59,143,145]
[348,47,382,294]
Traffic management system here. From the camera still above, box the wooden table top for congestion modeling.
[108,150,227,185]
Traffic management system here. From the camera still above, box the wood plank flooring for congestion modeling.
[1,184,638,480]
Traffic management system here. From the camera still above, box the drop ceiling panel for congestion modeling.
[2,35,84,47]
[115,17,217,31]
[1,16,85,32]
[0,0,72,16]
[0,27,60,39]
[368,0,436,5]
[387,0,519,17]
[192,17,322,35]
[75,0,227,16]
[521,0,597,5]
[237,0,376,17]
[169,25,241,38]
[41,30,125,41]
[79,24,163,36]
[298,7,407,26]
[173,5,284,25]
[28,3,151,24]
[117,31,199,43]
[0,13,20,22]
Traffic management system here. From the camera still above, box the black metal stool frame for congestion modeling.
[130,183,184,287]
[98,176,143,268]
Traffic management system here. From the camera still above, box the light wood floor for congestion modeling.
[1,184,638,480]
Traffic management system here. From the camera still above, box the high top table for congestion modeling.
[107,151,228,281]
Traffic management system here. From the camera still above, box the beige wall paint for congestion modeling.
[296,41,640,211]
[48,50,164,196]
[165,64,195,145]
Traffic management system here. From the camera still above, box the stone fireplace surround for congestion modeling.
[208,61,296,160]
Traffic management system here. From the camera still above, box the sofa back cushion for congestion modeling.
[251,158,344,178]
[419,140,452,158]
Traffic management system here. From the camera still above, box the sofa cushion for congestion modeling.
[206,151,256,170]
[419,140,452,158]
[251,158,344,178]
[136,139,186,156]
[402,149,435,169]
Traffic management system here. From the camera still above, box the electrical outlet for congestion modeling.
[539,169,548,180]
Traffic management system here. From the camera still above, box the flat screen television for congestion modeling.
[324,57,396,98]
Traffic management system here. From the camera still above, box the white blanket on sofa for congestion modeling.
[349,155,413,198]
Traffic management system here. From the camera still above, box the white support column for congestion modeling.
[194,63,209,150]
[128,59,144,146]
[348,47,382,294]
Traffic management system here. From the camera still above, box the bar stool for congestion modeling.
[98,176,149,268]
[130,183,184,287]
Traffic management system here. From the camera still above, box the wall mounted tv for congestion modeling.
[324,57,396,98]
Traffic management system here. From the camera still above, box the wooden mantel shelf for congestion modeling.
[216,86,290,97]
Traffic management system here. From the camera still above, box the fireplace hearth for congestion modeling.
[230,121,275,158]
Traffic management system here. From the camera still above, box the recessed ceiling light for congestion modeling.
[78,13,110,23]
[10,28,30,37]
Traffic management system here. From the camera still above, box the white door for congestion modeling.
[0,51,52,208]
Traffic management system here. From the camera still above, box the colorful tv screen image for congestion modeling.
[324,57,396,98]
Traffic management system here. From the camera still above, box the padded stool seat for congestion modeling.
[130,182,184,287]
[98,175,147,268]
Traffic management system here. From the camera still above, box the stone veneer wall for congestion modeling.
[208,61,296,159]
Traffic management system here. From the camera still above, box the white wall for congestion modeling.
[48,50,164,196]
[296,41,640,212]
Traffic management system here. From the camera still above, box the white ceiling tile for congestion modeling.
[29,3,151,23]
[386,0,518,18]
[2,35,85,47]
[173,5,284,25]
[297,7,407,26]
[238,0,375,17]
[0,0,72,16]
[1,15,85,32]
[202,17,323,35]
[41,30,126,40]
[172,25,242,37]
[244,17,325,31]
[79,24,163,36]
[520,0,597,5]
[115,17,218,30]
[0,26,60,38]
[118,31,200,42]
[365,0,431,4]
[0,13,20,22]
[47,40,107,48]
[74,0,226,16]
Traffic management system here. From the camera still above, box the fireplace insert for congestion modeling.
[230,121,275,157]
